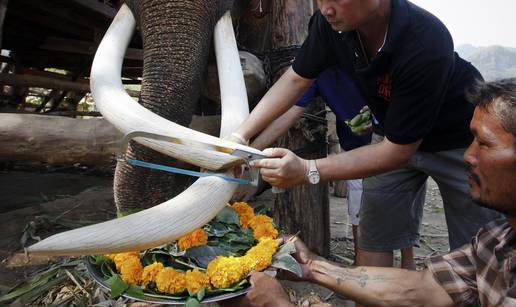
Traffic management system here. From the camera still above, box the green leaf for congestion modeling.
[184,245,230,268]
[205,222,231,237]
[185,297,201,307]
[105,274,129,299]
[197,288,206,301]
[126,284,145,299]
[0,266,59,303]
[271,254,303,277]
[253,205,268,215]
[215,207,240,225]
[276,241,296,256]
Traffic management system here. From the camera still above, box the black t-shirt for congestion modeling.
[292,0,481,152]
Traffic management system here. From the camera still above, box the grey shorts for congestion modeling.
[358,134,503,252]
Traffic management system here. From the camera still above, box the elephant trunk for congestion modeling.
[116,0,234,212]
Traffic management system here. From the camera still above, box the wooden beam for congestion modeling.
[69,0,116,20]
[7,5,92,39]
[0,73,89,92]
[40,37,143,60]
[0,73,139,97]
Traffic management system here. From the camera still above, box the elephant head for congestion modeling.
[27,0,264,255]
[116,0,237,213]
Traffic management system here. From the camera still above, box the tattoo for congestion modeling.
[333,268,394,288]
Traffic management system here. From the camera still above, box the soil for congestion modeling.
[0,166,449,306]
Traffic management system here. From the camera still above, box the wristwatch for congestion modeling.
[307,160,320,184]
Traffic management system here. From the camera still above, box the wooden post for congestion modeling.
[0,0,8,51]
[270,0,330,257]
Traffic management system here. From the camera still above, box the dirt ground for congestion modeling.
[0,166,449,306]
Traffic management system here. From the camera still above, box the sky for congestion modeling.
[409,0,516,48]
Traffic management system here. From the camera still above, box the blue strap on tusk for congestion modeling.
[126,159,251,185]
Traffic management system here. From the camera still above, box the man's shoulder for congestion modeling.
[476,218,511,242]
[400,1,454,57]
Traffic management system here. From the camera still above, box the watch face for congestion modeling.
[308,172,320,184]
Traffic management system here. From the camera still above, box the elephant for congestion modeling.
[116,0,243,214]
[27,0,267,255]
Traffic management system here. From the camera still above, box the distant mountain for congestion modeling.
[456,44,516,81]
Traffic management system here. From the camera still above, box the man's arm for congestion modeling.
[308,261,453,307]
[251,137,422,188]
[233,67,314,142]
[251,106,305,150]
[316,137,422,181]
[285,237,453,307]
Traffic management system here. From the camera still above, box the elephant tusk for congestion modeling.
[28,6,252,255]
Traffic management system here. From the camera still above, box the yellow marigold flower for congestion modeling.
[185,269,211,293]
[178,228,208,251]
[248,214,273,230]
[231,202,255,228]
[141,262,164,285]
[244,237,279,271]
[207,256,246,289]
[252,222,279,241]
[119,256,143,284]
[108,251,140,271]
[156,267,186,294]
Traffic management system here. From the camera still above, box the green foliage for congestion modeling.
[271,241,303,277]
[345,110,371,133]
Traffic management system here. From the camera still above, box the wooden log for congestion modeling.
[0,113,122,165]
[0,73,140,97]
[271,0,330,257]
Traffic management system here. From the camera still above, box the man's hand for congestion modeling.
[278,236,322,282]
[218,271,293,307]
[249,148,309,188]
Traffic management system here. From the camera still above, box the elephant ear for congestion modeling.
[27,6,255,256]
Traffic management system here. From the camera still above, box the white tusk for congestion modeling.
[28,6,251,255]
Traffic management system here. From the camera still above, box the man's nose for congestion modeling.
[464,141,478,166]
[319,2,335,17]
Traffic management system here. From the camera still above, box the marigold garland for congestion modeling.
[156,267,186,294]
[177,228,208,251]
[231,202,255,228]
[185,269,211,293]
[141,262,164,286]
[104,202,280,296]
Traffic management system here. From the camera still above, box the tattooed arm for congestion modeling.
[308,261,452,307]
[285,237,454,307]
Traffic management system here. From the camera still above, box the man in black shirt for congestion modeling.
[231,0,501,269]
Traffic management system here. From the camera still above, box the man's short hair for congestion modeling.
[467,78,516,137]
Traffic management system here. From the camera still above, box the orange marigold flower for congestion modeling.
[252,222,279,241]
[108,251,140,271]
[119,256,143,284]
[231,202,255,228]
[248,214,273,230]
[178,228,208,251]
[156,267,186,294]
[185,269,211,293]
[244,237,279,271]
[141,262,164,286]
[207,256,247,289]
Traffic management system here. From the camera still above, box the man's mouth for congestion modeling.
[466,171,481,186]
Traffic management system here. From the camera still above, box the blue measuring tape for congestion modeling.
[127,159,251,185]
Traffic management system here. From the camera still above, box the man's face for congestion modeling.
[317,0,380,32]
[464,105,516,214]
